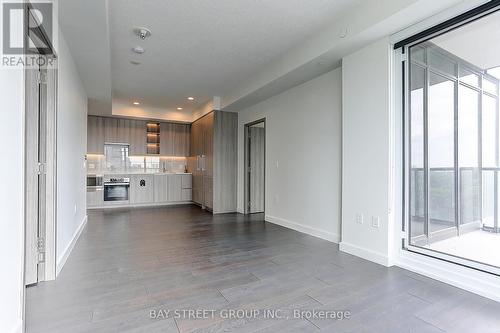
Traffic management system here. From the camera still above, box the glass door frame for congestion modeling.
[401,4,500,276]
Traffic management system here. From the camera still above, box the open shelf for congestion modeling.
[146,122,160,154]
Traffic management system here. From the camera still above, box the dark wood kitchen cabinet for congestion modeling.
[87,116,105,154]
[88,116,191,157]
[189,110,237,214]
[128,119,147,156]
[160,122,190,157]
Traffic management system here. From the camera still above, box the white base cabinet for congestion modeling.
[87,187,104,208]
[87,174,192,209]
[154,174,193,203]
[167,174,182,202]
[166,174,193,202]
[154,174,168,203]
[130,175,154,204]
[181,189,192,201]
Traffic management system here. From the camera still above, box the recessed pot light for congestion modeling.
[133,102,140,105]
[177,107,183,110]
[130,60,141,65]
[187,97,195,101]
[132,46,145,54]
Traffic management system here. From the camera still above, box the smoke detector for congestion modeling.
[134,27,151,40]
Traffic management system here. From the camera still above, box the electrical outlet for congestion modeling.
[74,204,77,215]
[371,216,380,228]
[356,213,364,225]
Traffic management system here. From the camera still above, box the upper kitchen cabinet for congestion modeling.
[87,116,105,154]
[160,122,190,156]
[117,118,130,143]
[87,116,190,157]
[103,117,129,144]
[173,123,190,156]
[129,119,147,156]
[160,122,174,156]
[103,117,118,143]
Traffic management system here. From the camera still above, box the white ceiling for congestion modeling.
[432,10,500,70]
[60,0,361,118]
[59,0,474,120]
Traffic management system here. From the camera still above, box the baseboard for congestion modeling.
[265,215,340,243]
[214,210,238,214]
[56,215,88,276]
[339,241,391,267]
[396,250,500,303]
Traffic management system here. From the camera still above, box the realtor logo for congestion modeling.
[2,1,53,55]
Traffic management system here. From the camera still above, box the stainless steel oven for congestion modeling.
[103,177,130,202]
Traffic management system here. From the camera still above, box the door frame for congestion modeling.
[244,118,266,214]
[398,2,500,276]
[24,1,58,286]
[43,58,58,281]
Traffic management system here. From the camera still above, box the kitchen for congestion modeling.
[86,110,237,213]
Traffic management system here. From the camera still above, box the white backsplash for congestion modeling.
[86,154,187,174]
[86,154,105,173]
[160,157,187,173]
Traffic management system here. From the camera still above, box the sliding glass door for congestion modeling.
[405,9,500,273]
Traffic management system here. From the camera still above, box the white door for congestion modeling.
[247,122,265,214]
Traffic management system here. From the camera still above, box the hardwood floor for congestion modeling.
[26,205,500,333]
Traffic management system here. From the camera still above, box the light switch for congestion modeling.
[371,216,380,228]
[356,213,363,225]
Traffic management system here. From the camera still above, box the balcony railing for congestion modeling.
[410,167,500,245]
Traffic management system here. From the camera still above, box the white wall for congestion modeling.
[0,59,25,333]
[0,4,25,333]
[236,68,342,242]
[340,38,394,266]
[0,6,90,332]
[56,31,88,272]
